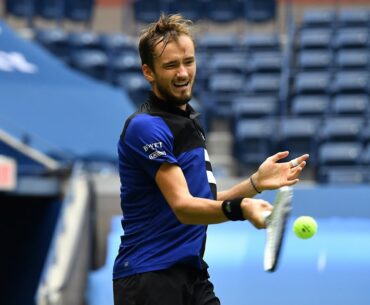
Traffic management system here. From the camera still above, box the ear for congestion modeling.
[142,64,154,83]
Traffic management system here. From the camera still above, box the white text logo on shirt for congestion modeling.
[143,141,166,159]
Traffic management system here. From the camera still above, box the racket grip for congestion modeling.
[262,210,272,225]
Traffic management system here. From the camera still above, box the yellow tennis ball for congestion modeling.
[293,216,318,239]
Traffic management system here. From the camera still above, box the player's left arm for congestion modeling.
[217,151,309,201]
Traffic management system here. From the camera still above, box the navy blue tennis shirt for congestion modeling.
[114,92,217,279]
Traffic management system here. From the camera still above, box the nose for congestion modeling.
[176,64,188,78]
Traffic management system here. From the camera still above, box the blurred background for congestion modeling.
[0,0,370,304]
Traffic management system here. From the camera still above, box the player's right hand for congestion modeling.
[241,198,273,229]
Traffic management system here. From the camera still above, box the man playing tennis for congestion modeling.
[113,13,309,305]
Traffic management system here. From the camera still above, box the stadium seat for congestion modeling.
[4,0,36,26]
[243,0,276,23]
[318,142,363,166]
[291,95,330,116]
[196,33,240,54]
[298,29,332,50]
[235,118,277,166]
[248,52,281,73]
[294,72,331,94]
[363,143,370,165]
[36,0,65,22]
[333,29,369,50]
[203,0,243,23]
[361,119,370,145]
[301,9,335,29]
[277,117,320,163]
[208,73,246,93]
[318,117,364,143]
[318,166,366,184]
[69,49,109,81]
[133,0,164,24]
[248,73,281,94]
[297,50,332,71]
[108,52,142,85]
[331,71,369,94]
[241,33,280,52]
[166,0,204,21]
[65,0,95,26]
[34,28,69,61]
[209,53,248,74]
[335,49,369,70]
[331,94,369,116]
[99,33,137,56]
[68,31,101,52]
[232,95,278,119]
[337,9,370,29]
[116,72,151,106]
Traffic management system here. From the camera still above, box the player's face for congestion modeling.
[144,35,196,107]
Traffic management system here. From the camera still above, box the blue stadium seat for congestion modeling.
[248,52,281,73]
[208,73,246,93]
[278,117,320,163]
[235,118,277,166]
[243,0,276,23]
[196,33,240,53]
[301,9,335,29]
[318,142,363,166]
[68,31,101,52]
[244,0,276,23]
[166,0,203,21]
[331,71,369,94]
[116,72,151,106]
[209,53,248,74]
[34,27,69,61]
[335,49,369,70]
[36,0,65,22]
[331,94,369,116]
[241,33,280,52]
[203,0,243,23]
[363,143,370,165]
[294,72,331,94]
[65,0,95,26]
[4,0,36,26]
[69,49,109,81]
[298,29,332,50]
[297,50,332,71]
[109,52,142,85]
[248,73,280,94]
[333,29,369,50]
[232,95,278,119]
[99,33,137,56]
[318,117,364,143]
[291,95,330,116]
[337,9,370,29]
[318,165,366,184]
[361,119,370,145]
[133,0,164,23]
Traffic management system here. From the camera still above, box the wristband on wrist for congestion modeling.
[221,198,245,221]
[250,175,261,194]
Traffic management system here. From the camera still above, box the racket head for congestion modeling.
[263,186,293,272]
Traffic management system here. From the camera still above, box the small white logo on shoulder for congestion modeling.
[143,141,163,152]
[149,150,166,160]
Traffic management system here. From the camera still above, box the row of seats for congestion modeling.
[133,0,276,24]
[4,0,95,26]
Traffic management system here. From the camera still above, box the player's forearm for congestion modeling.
[217,174,260,201]
[171,196,228,225]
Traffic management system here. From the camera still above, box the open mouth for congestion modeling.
[173,81,190,88]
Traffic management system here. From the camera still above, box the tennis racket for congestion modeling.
[262,186,293,272]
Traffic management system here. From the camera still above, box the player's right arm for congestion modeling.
[155,162,272,228]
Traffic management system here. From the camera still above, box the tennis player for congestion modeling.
[113,13,309,305]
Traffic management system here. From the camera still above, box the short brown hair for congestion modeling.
[138,13,195,71]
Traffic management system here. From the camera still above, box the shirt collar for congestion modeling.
[147,91,200,119]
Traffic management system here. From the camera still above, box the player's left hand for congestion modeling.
[252,151,309,192]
